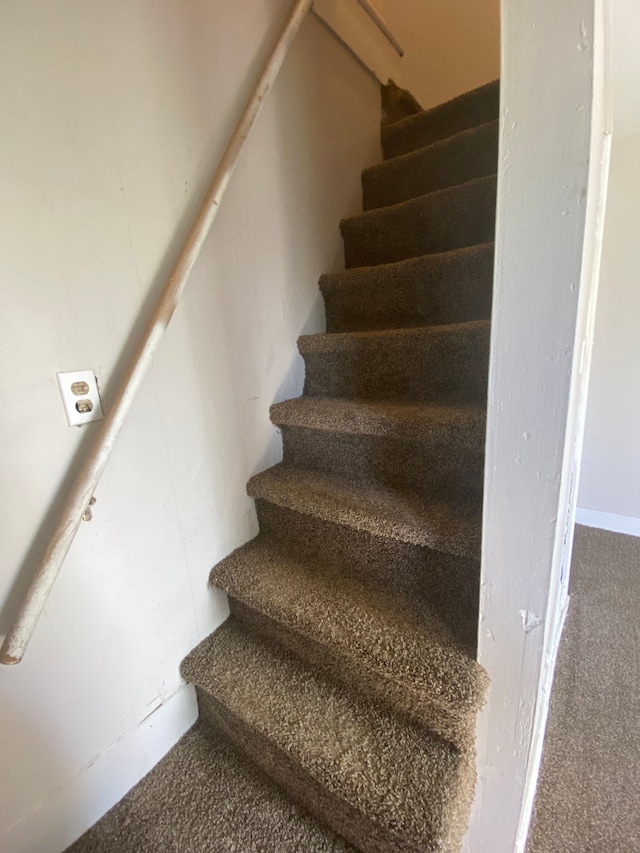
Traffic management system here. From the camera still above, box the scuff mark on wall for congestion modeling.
[519,610,543,633]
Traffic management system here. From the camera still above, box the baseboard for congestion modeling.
[4,683,198,853]
[575,506,640,538]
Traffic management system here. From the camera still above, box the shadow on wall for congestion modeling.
[176,9,380,551]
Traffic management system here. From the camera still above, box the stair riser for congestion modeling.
[256,500,480,651]
[382,81,500,159]
[302,325,490,405]
[229,598,475,750]
[196,687,415,853]
[281,426,484,506]
[322,246,494,333]
[364,121,499,211]
[342,177,497,268]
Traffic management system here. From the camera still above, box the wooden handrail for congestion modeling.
[0,0,314,665]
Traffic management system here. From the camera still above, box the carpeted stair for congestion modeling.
[68,78,499,853]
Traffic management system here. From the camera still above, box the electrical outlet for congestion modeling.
[57,370,104,427]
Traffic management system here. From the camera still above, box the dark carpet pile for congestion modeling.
[527,525,640,852]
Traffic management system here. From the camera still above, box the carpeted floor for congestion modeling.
[67,723,356,853]
[527,524,640,852]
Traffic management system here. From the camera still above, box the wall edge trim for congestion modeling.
[575,506,640,537]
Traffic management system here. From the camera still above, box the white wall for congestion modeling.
[467,2,611,851]
[375,0,500,109]
[313,0,499,111]
[0,2,380,851]
[610,0,640,139]
[312,0,404,88]
[577,131,640,536]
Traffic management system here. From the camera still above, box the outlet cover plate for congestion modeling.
[57,370,104,427]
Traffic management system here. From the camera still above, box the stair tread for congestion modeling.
[299,319,490,405]
[366,120,499,179]
[271,396,485,449]
[321,241,494,282]
[320,243,495,333]
[342,175,496,232]
[182,619,475,853]
[299,318,489,352]
[341,175,497,268]
[248,463,481,559]
[363,120,499,210]
[382,80,499,158]
[212,536,486,712]
[384,80,499,133]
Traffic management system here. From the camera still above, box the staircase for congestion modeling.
[68,79,499,853]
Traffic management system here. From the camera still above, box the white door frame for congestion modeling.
[465,2,612,851]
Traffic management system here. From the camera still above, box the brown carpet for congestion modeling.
[67,723,356,853]
[527,525,640,852]
[69,79,499,852]
[381,80,499,159]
